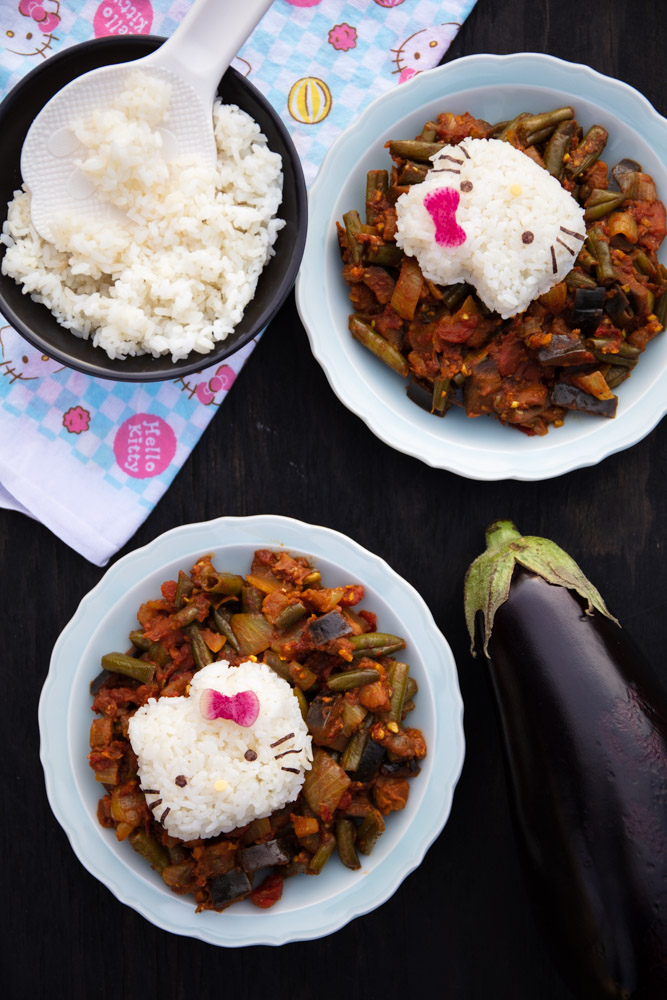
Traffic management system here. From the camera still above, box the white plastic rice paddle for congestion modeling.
[21,0,273,243]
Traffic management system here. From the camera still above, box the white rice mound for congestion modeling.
[128,660,312,841]
[1,72,285,361]
[395,136,586,319]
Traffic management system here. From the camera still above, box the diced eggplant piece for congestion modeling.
[303,609,352,646]
[239,838,293,874]
[572,287,606,331]
[209,869,252,909]
[380,757,421,778]
[306,695,349,751]
[89,670,108,695]
[611,157,642,191]
[349,736,387,783]
[604,287,632,324]
[537,334,595,367]
[551,382,618,418]
[407,377,438,414]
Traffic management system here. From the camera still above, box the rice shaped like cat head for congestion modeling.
[394,137,586,318]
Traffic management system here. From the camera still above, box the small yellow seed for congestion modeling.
[510,183,522,196]
[214,780,227,792]
[387,721,399,733]
[249,654,258,662]
[510,400,519,408]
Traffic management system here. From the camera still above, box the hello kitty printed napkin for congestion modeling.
[0,0,476,566]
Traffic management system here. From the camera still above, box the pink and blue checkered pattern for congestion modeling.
[0,0,476,564]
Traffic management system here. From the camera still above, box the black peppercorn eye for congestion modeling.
[460,180,473,192]
[522,231,534,244]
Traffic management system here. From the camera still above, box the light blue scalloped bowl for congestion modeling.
[296,53,667,480]
[39,514,464,946]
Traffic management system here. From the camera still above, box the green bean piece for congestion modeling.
[212,606,242,653]
[349,315,409,377]
[496,111,532,142]
[343,209,364,265]
[101,652,155,684]
[289,661,318,692]
[365,169,389,226]
[398,161,429,185]
[327,668,380,692]
[148,641,170,668]
[174,569,194,610]
[543,119,577,178]
[605,365,633,389]
[565,124,609,178]
[441,282,472,310]
[129,629,152,652]
[655,292,667,329]
[633,248,656,277]
[352,641,405,658]
[356,809,385,856]
[388,139,445,161]
[129,829,170,872]
[348,632,405,651]
[565,270,598,290]
[241,583,264,614]
[335,819,361,870]
[521,107,576,136]
[489,119,510,137]
[294,686,309,722]
[404,675,419,701]
[308,833,336,874]
[172,602,200,629]
[576,246,598,271]
[187,623,213,671]
[524,125,555,146]
[201,572,245,596]
[584,190,626,221]
[588,339,640,367]
[274,601,308,630]
[586,227,615,283]
[387,661,410,723]
[263,649,293,683]
[420,121,437,141]
[366,244,404,268]
[432,375,451,414]
[340,718,372,772]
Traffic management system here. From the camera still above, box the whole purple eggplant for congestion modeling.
[464,521,667,999]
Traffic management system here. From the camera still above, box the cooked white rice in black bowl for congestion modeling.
[0,36,307,382]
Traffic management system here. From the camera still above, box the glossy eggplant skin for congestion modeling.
[482,569,667,1000]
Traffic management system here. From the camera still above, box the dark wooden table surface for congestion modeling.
[4,1,666,997]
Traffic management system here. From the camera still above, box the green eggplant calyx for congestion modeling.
[464,519,620,657]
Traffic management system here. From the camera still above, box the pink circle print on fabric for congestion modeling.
[93,1,154,38]
[114,413,176,479]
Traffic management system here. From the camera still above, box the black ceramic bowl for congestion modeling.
[0,36,307,382]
